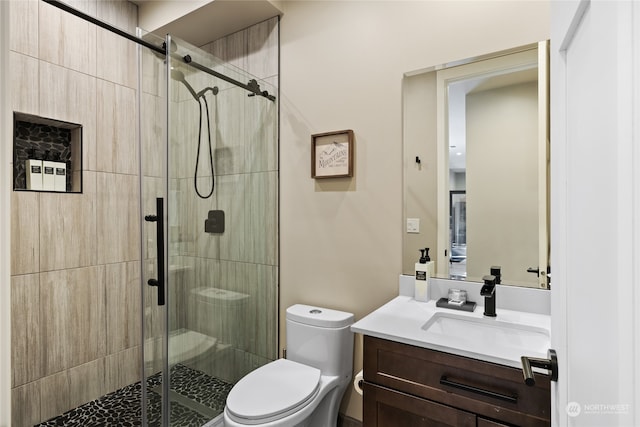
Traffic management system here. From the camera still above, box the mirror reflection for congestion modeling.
[403,42,550,289]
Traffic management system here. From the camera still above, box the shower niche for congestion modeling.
[13,112,83,193]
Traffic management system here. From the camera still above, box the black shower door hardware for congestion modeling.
[41,0,276,102]
[144,198,165,306]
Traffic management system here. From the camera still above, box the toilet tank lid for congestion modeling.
[286,304,354,328]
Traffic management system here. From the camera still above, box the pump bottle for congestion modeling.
[414,248,433,302]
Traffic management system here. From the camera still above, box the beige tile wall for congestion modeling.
[96,80,138,174]
[11,381,41,427]
[96,172,140,263]
[10,191,39,275]
[9,0,38,57]
[38,3,97,76]
[9,51,38,114]
[39,172,97,271]
[11,274,41,387]
[10,1,141,425]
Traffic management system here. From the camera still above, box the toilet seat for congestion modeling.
[225,359,321,425]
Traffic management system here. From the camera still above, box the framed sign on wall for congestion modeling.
[311,129,354,178]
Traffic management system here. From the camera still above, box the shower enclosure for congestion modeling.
[17,1,279,424]
[139,33,279,425]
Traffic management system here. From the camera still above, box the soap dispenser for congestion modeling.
[414,248,433,302]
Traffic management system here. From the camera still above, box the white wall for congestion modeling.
[0,1,10,425]
[137,0,210,31]
[279,1,549,421]
[137,0,282,47]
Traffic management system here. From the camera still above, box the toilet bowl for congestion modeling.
[223,304,354,427]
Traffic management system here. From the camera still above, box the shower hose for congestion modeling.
[194,90,215,199]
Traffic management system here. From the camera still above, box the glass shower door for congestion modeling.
[138,29,169,426]
[140,31,278,426]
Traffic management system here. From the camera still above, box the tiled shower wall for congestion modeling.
[10,1,141,426]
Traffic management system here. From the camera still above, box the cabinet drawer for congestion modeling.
[478,418,512,427]
[363,336,550,427]
[364,383,476,427]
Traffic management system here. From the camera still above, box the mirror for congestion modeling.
[403,42,549,289]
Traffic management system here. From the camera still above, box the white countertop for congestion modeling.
[351,296,551,369]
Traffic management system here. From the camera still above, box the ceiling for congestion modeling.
[131,0,282,47]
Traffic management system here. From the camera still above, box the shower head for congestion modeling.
[171,69,219,101]
[171,69,199,101]
[197,86,219,98]
[170,68,186,81]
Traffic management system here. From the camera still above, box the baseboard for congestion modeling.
[338,413,363,427]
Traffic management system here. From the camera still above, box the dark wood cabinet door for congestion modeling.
[478,418,512,427]
[363,383,476,427]
[363,336,551,426]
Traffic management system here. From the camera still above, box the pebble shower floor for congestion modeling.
[35,364,233,427]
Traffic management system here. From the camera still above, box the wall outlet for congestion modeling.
[406,218,420,233]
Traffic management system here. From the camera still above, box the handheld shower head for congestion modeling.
[197,86,219,98]
[170,68,185,81]
[171,69,220,199]
[170,69,199,101]
[171,69,219,101]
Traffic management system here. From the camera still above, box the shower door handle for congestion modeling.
[144,198,165,306]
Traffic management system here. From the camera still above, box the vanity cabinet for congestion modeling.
[363,336,550,427]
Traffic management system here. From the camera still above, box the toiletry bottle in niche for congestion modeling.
[415,248,432,302]
[42,150,56,191]
[25,148,43,191]
[53,153,66,192]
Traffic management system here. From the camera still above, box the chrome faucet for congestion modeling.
[480,275,497,317]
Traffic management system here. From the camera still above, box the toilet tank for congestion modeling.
[286,305,354,378]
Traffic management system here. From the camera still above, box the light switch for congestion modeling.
[406,218,420,233]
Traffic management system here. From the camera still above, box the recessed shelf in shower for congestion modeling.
[13,112,83,193]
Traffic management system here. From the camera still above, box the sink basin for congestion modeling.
[421,312,550,359]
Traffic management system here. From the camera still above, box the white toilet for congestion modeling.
[224,304,355,427]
